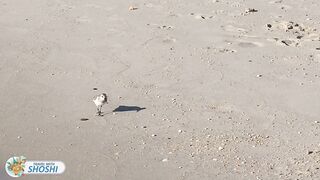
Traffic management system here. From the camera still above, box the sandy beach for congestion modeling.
[1,0,320,179]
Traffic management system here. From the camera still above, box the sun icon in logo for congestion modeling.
[5,156,26,177]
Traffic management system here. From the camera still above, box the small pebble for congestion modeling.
[151,134,157,137]
[162,158,168,162]
[17,136,22,139]
[256,74,262,78]
[218,146,224,151]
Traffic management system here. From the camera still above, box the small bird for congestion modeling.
[93,93,108,116]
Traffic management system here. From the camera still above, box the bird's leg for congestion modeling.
[97,106,101,115]
[99,106,103,114]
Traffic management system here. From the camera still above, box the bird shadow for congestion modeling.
[113,105,146,112]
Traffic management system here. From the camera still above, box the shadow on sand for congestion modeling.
[113,105,146,112]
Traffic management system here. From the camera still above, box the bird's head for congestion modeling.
[101,93,108,103]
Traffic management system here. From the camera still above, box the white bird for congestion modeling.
[93,93,108,116]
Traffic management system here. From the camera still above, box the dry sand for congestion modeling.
[1,0,320,179]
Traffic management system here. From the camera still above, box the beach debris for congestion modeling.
[256,74,263,78]
[191,13,214,20]
[151,134,157,137]
[194,15,213,20]
[247,8,258,12]
[281,40,295,46]
[245,8,258,14]
[129,6,138,11]
[80,118,89,121]
[158,25,173,30]
[17,136,22,139]
[93,88,98,91]
[267,20,320,47]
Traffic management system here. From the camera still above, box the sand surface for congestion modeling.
[1,0,320,179]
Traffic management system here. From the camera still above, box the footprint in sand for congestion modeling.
[269,0,292,10]
[75,16,92,23]
[238,41,264,48]
[162,37,177,44]
[146,23,174,30]
[222,25,249,34]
